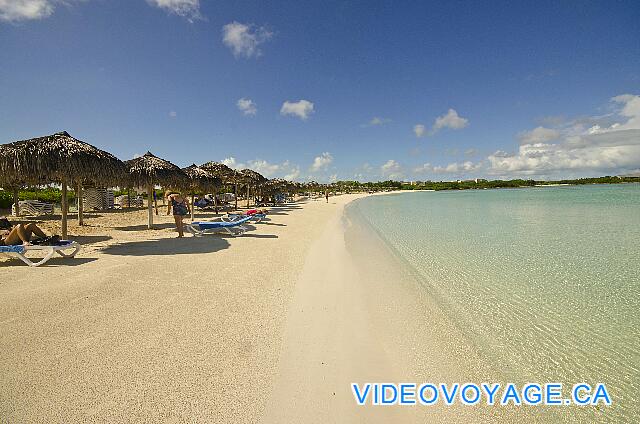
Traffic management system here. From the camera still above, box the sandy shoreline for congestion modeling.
[2,192,520,422]
[0,194,365,422]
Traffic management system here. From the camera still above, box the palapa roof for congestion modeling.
[263,177,295,193]
[240,168,267,185]
[200,161,241,183]
[0,131,127,186]
[182,164,222,190]
[125,151,188,187]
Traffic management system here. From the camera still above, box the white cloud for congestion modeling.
[0,0,80,22]
[168,111,177,118]
[254,159,301,180]
[281,99,314,120]
[488,94,640,177]
[237,98,257,116]
[438,161,481,174]
[433,108,469,133]
[147,0,201,21]
[414,161,482,174]
[381,159,403,179]
[311,152,333,171]
[221,157,301,179]
[0,0,203,23]
[246,159,279,176]
[222,157,243,169]
[222,21,272,58]
[414,109,468,138]
[608,94,640,131]
[284,166,301,181]
[517,126,560,144]
[410,96,640,179]
[329,174,338,183]
[0,0,52,21]
[365,117,391,127]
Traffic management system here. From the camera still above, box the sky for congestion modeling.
[1,0,639,182]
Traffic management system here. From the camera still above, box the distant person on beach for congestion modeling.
[325,190,329,203]
[0,217,49,246]
[165,191,190,238]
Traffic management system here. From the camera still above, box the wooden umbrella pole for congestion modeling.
[214,190,218,214]
[13,188,19,216]
[234,183,238,211]
[154,189,158,215]
[61,181,68,239]
[246,185,250,208]
[147,184,154,229]
[77,183,84,226]
[191,193,195,221]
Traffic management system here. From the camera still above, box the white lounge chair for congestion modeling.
[12,200,54,216]
[0,241,81,267]
[187,216,253,237]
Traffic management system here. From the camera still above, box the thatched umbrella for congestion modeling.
[240,168,266,208]
[0,150,22,216]
[200,161,240,212]
[0,131,126,238]
[182,164,222,221]
[126,152,188,229]
[262,178,293,205]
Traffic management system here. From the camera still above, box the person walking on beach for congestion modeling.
[325,189,329,203]
[166,191,190,238]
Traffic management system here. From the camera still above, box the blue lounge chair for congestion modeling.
[186,216,253,237]
[0,240,81,267]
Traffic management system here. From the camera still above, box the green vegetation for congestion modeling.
[1,176,638,209]
[334,176,640,192]
[0,188,76,209]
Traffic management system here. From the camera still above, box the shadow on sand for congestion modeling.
[72,235,112,245]
[113,223,177,231]
[101,236,230,256]
[239,234,279,239]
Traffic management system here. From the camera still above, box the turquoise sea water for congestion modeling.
[349,184,639,422]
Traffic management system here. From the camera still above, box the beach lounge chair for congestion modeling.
[0,240,81,267]
[12,200,54,216]
[187,216,253,237]
[223,211,267,223]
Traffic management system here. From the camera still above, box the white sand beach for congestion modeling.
[1,193,517,423]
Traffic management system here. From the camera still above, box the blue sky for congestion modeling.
[1,0,639,182]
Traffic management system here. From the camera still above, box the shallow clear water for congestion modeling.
[350,184,640,422]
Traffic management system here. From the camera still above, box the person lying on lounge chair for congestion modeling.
[233,209,268,216]
[0,217,49,246]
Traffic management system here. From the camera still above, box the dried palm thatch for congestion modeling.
[0,131,127,236]
[200,161,245,209]
[240,168,267,185]
[181,164,221,220]
[238,168,267,208]
[125,152,188,188]
[263,178,292,194]
[0,131,126,186]
[125,152,188,229]
[182,164,222,191]
[199,161,240,184]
